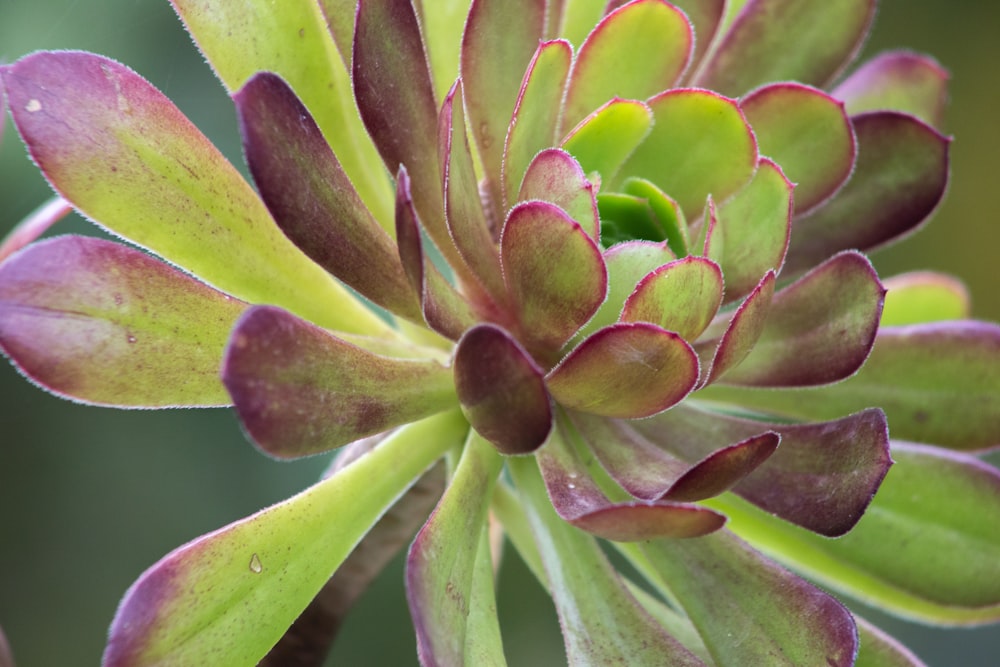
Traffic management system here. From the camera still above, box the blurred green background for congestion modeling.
[1,1,998,665]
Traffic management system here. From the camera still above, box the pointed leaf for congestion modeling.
[714,443,1000,624]
[741,83,856,213]
[712,158,792,302]
[2,51,386,335]
[440,81,506,300]
[696,0,876,96]
[419,0,477,100]
[621,256,724,341]
[172,0,392,226]
[562,98,653,185]
[697,270,776,386]
[508,455,711,666]
[880,271,970,326]
[0,196,73,263]
[785,112,950,275]
[104,412,468,667]
[563,0,693,131]
[855,616,928,667]
[546,323,699,418]
[462,0,546,196]
[503,40,573,208]
[637,405,891,535]
[637,529,858,666]
[408,432,505,666]
[664,431,780,503]
[0,236,244,407]
[516,148,599,239]
[835,51,949,129]
[719,251,884,387]
[222,306,457,458]
[235,72,420,321]
[617,89,758,218]
[500,201,607,353]
[453,324,553,455]
[395,167,479,340]
[702,321,1000,451]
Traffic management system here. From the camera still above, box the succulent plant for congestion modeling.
[1,0,998,665]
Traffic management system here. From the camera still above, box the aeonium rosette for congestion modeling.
[1,1,998,665]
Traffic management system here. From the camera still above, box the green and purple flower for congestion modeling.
[1,1,998,665]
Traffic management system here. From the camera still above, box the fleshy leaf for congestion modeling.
[440,80,506,300]
[453,324,553,455]
[668,0,726,67]
[880,271,970,326]
[503,40,573,209]
[785,111,950,275]
[696,0,876,96]
[104,412,468,667]
[617,89,758,218]
[171,0,392,226]
[395,167,479,340]
[516,148,599,240]
[462,0,546,198]
[500,201,607,354]
[621,256,724,341]
[419,0,476,100]
[621,178,689,257]
[234,72,420,321]
[563,0,693,132]
[636,529,858,666]
[697,270,776,386]
[2,51,386,335]
[714,443,1000,624]
[741,83,855,213]
[718,251,884,387]
[712,158,792,302]
[635,405,891,536]
[0,236,244,407]
[0,196,73,263]
[408,432,505,666]
[702,321,1000,451]
[834,51,949,129]
[581,240,676,337]
[222,306,457,458]
[508,455,711,666]
[562,98,654,186]
[855,616,928,667]
[546,323,699,418]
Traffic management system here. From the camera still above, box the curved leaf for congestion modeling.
[562,97,654,185]
[835,51,949,129]
[855,616,928,667]
[880,271,970,326]
[697,270,776,386]
[0,196,73,263]
[621,256,724,341]
[516,148,599,240]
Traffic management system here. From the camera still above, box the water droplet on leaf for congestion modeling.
[249,553,262,574]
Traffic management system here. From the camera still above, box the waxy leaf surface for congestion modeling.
[104,412,468,666]
[223,306,457,458]
[621,256,724,341]
[562,98,653,185]
[855,616,928,667]
[786,112,950,275]
[546,323,699,418]
[235,72,420,320]
[582,240,676,336]
[517,149,599,240]
[0,196,73,263]
[835,51,949,129]
[697,270,776,386]
[2,51,385,335]
[880,271,970,326]
[0,236,243,407]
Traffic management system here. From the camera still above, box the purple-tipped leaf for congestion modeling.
[500,201,607,354]
[516,148,599,239]
[2,51,382,334]
[453,324,553,455]
[582,240,677,336]
[617,89,758,218]
[635,405,892,536]
[719,251,884,387]
[785,111,950,275]
[0,236,244,407]
[741,83,856,213]
[546,323,699,418]
[835,51,949,129]
[0,196,73,263]
[222,306,457,458]
[696,0,876,96]
[639,529,858,666]
[235,72,420,321]
[563,0,693,132]
[503,40,573,209]
[621,256,724,341]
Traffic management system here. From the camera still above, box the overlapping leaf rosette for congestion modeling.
[2,1,999,665]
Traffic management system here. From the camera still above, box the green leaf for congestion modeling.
[697,270,776,386]
[621,256,724,342]
[880,271,970,326]
[104,411,469,666]
[562,98,653,185]
[171,0,392,226]
[418,0,476,100]
[0,236,244,407]
[2,51,386,336]
[855,616,927,667]
[707,443,1000,624]
[508,456,708,666]
[621,177,689,257]
[407,431,505,666]
[517,149,599,241]
[835,51,949,130]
